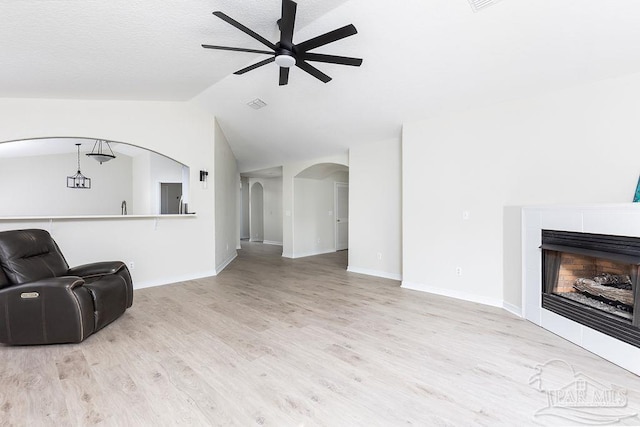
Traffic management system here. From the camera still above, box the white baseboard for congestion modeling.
[347,266,402,281]
[133,269,218,290]
[263,240,283,246]
[291,249,336,259]
[401,281,504,308]
[215,252,238,274]
[249,238,263,243]
[502,301,523,317]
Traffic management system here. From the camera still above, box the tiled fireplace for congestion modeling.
[541,230,639,347]
[523,205,640,375]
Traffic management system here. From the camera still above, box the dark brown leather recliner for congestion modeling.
[0,229,133,345]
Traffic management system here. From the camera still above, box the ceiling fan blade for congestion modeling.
[279,0,297,48]
[300,52,362,67]
[213,11,277,50]
[279,67,290,86]
[295,24,358,52]
[201,44,274,55]
[296,61,331,83]
[234,57,276,75]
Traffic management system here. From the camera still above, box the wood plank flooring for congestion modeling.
[2,242,640,426]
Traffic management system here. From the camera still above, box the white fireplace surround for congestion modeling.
[523,204,640,376]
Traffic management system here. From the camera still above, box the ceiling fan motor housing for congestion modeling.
[275,48,296,68]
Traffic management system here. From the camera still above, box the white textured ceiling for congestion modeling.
[3,1,640,173]
[0,0,348,100]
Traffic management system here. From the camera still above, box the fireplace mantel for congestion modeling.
[523,204,640,376]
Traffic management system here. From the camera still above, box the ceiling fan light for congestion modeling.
[275,54,296,68]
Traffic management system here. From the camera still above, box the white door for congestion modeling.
[335,182,349,251]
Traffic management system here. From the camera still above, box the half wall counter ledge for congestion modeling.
[0,214,197,231]
[0,214,197,221]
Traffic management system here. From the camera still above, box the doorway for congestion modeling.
[160,182,182,214]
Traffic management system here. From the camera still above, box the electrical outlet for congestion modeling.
[377,252,382,260]
[456,267,462,276]
[129,261,135,271]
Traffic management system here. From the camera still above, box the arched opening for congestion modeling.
[250,182,264,242]
[293,162,349,257]
[0,136,189,216]
[240,167,283,247]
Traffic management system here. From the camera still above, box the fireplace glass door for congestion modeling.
[545,251,635,321]
[541,230,640,348]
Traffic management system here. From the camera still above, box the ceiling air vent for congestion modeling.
[468,0,501,12]
[247,98,267,110]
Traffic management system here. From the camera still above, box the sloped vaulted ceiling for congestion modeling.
[2,1,640,172]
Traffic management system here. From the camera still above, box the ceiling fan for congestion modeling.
[202,0,363,86]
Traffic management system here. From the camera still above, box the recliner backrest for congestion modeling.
[0,229,69,285]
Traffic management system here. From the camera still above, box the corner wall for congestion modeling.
[348,138,402,280]
[214,120,240,272]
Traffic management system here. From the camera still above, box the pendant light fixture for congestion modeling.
[86,139,116,164]
[67,143,91,189]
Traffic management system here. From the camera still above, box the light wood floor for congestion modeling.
[2,242,639,426]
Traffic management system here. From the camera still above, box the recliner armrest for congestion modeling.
[67,261,126,279]
[0,276,95,345]
[0,276,84,295]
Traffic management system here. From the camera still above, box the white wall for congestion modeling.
[131,150,187,215]
[0,151,132,216]
[214,120,240,272]
[293,171,349,258]
[0,98,221,288]
[402,71,640,311]
[132,151,151,215]
[348,138,402,280]
[263,177,283,245]
[149,151,186,215]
